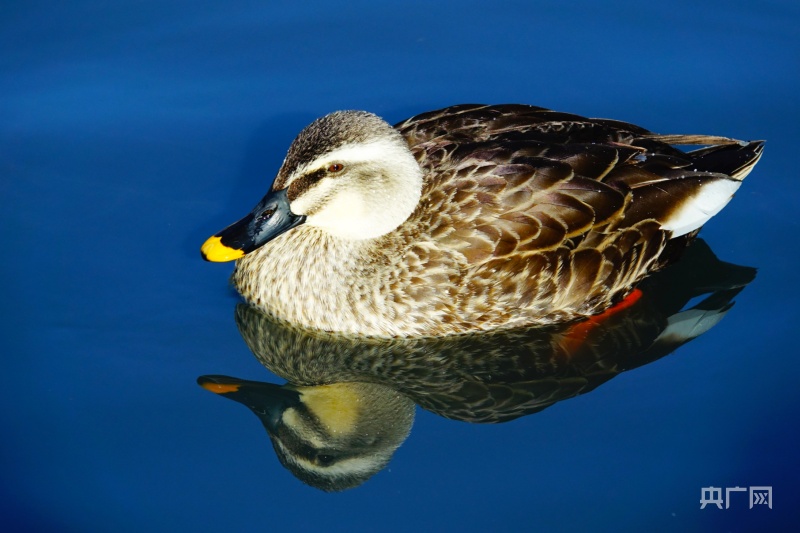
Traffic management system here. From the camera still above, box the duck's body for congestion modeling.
[203,104,763,337]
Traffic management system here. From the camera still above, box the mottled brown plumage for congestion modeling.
[209,104,764,336]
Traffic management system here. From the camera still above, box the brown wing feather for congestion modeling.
[411,141,632,261]
[397,104,650,147]
[394,104,759,326]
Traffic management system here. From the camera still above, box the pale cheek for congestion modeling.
[330,191,367,220]
[308,191,368,234]
[290,182,334,216]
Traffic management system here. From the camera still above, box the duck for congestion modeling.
[201,103,764,337]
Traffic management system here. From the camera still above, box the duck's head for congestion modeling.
[201,111,423,262]
[198,376,415,491]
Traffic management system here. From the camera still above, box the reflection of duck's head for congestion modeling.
[198,376,415,491]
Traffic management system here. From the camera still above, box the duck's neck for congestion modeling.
[231,226,385,333]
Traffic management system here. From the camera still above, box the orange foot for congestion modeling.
[562,288,644,354]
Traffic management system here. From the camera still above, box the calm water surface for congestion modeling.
[2,1,798,531]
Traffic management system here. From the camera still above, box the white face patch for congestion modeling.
[275,436,392,478]
[286,138,424,240]
[286,138,411,186]
[281,409,325,448]
[661,178,742,237]
[302,452,390,477]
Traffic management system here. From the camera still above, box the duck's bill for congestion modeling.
[201,188,306,262]
[197,375,301,431]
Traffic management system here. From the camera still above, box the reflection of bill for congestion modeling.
[700,486,772,510]
[199,239,757,491]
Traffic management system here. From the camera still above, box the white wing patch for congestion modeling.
[661,178,742,237]
[653,306,730,345]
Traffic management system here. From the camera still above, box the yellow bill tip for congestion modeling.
[200,382,242,394]
[201,235,245,262]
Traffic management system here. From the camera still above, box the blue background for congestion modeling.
[2,1,798,531]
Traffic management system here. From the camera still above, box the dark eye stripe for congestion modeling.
[287,168,327,202]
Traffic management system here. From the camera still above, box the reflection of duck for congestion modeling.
[201,104,763,336]
[197,378,413,492]
[199,240,755,490]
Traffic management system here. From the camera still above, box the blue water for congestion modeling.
[2,1,798,531]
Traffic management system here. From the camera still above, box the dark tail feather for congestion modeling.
[687,140,765,180]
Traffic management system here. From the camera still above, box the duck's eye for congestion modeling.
[327,163,344,173]
[317,453,336,466]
